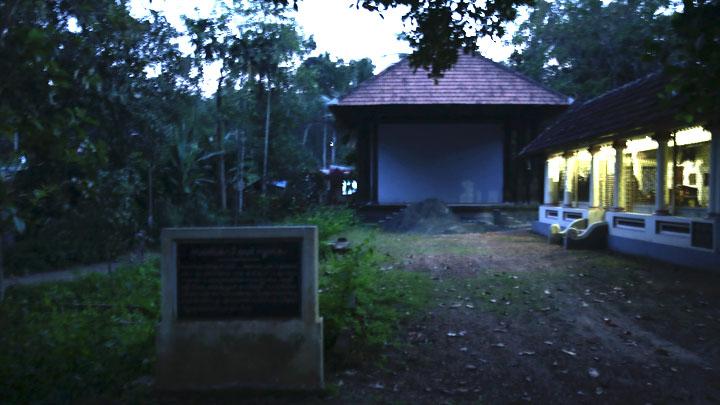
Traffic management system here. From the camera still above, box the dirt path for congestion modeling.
[3,254,144,288]
[328,230,720,404]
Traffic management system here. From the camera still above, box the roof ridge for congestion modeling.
[479,55,570,103]
[520,71,675,156]
[336,56,410,104]
[336,52,572,106]
[573,72,662,110]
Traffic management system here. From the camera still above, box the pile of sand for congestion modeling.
[382,199,464,234]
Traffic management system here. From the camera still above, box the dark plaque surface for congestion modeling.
[176,239,302,320]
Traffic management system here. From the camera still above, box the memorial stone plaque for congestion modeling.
[156,227,323,391]
[176,240,302,319]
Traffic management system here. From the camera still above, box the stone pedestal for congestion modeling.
[156,320,323,390]
[156,226,324,392]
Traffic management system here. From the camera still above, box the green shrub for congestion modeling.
[319,241,432,362]
[285,206,357,241]
[290,206,433,360]
[5,215,137,276]
[0,258,160,403]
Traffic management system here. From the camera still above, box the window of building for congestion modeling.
[547,155,565,205]
[623,137,659,213]
[670,127,712,214]
[595,145,615,208]
[576,150,591,204]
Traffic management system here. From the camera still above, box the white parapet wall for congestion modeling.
[533,206,720,270]
[606,212,718,253]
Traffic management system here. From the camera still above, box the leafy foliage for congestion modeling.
[663,0,720,126]
[392,0,532,78]
[0,0,195,273]
[0,1,374,273]
[287,208,432,360]
[320,242,432,361]
[298,54,374,99]
[509,0,676,99]
[268,0,533,78]
[286,206,358,241]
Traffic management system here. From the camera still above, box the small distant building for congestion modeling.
[319,164,356,204]
[330,54,569,207]
[522,73,720,269]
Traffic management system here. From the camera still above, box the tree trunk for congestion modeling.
[236,131,246,224]
[331,129,336,165]
[0,236,4,302]
[262,85,271,196]
[302,124,311,145]
[216,76,227,210]
[147,164,154,229]
[106,244,112,273]
[322,123,327,169]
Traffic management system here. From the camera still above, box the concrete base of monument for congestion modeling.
[155,318,324,391]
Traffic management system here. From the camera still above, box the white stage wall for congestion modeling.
[378,123,504,204]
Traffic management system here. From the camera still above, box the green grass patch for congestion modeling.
[0,214,434,401]
[343,228,486,258]
[0,258,161,403]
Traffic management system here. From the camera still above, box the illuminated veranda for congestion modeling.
[543,128,714,210]
[522,74,720,270]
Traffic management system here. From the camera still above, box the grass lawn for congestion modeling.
[0,225,431,403]
[0,258,161,403]
[328,228,720,404]
[2,226,719,403]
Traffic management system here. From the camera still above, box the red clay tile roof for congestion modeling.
[521,73,689,155]
[337,53,570,106]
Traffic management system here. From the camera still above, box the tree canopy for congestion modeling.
[508,0,676,100]
[269,0,534,78]
[0,0,717,275]
[0,0,374,273]
[507,0,718,128]
[664,0,720,127]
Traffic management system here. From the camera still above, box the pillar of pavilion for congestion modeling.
[611,139,625,211]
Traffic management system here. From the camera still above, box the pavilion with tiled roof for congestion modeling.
[330,53,569,206]
[337,53,568,106]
